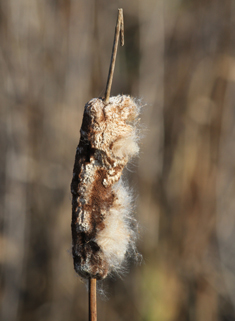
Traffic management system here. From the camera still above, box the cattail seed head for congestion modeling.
[71,95,140,280]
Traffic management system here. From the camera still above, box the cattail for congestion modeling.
[71,95,140,280]
[71,9,141,321]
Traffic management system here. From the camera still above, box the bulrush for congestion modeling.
[71,95,140,280]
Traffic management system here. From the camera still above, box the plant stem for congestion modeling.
[88,10,124,321]
[104,8,124,104]
[89,278,97,321]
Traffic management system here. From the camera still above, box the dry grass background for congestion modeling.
[1,0,235,320]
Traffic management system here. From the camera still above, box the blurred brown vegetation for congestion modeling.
[1,0,235,320]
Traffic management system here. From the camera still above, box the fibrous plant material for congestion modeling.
[71,95,140,280]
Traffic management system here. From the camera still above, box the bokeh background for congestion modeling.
[1,0,235,320]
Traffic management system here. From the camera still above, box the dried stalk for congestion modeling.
[89,278,97,321]
[87,9,124,321]
[104,8,124,103]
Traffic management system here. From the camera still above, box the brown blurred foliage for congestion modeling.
[1,0,235,320]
